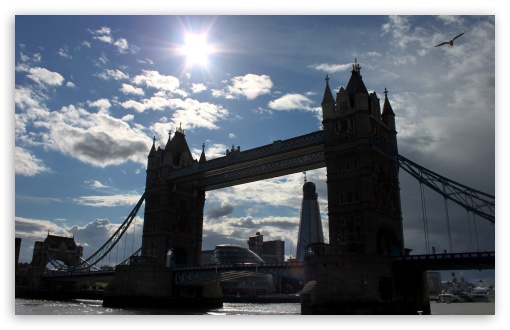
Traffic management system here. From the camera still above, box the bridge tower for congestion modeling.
[142,126,206,267]
[301,60,429,314]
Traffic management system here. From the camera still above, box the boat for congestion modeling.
[470,283,492,302]
[438,292,459,303]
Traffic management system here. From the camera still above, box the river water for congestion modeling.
[14,298,495,315]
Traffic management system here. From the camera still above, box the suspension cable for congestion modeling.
[443,182,453,253]
[473,213,480,251]
[419,181,430,254]
[466,210,474,251]
[132,215,136,255]
[124,225,128,261]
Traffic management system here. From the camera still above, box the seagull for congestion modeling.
[435,32,465,47]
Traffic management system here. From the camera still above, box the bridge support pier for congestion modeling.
[301,253,430,315]
[103,263,223,309]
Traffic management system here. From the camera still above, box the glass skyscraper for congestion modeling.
[296,179,324,260]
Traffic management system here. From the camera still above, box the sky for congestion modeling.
[8,3,502,299]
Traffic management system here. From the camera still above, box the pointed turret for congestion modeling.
[382,88,398,153]
[165,130,173,150]
[166,123,193,167]
[321,75,336,121]
[199,143,206,163]
[382,88,395,118]
[148,136,156,158]
[345,59,369,96]
[321,75,335,106]
[345,59,369,112]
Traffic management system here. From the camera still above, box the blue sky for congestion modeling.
[9,5,500,290]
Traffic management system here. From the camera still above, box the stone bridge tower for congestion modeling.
[30,234,84,269]
[301,61,429,314]
[142,126,206,267]
[321,60,403,257]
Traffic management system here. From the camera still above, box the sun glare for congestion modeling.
[180,33,213,67]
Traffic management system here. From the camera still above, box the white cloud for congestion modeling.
[26,67,65,86]
[15,147,51,176]
[91,26,113,44]
[16,96,151,167]
[73,194,142,207]
[190,143,228,161]
[96,69,129,80]
[15,215,144,264]
[169,98,229,130]
[85,180,109,189]
[213,74,273,100]
[15,85,47,111]
[132,70,180,92]
[120,83,145,96]
[268,93,315,111]
[114,38,129,53]
[88,98,112,114]
[121,114,135,122]
[191,83,207,93]
[307,63,351,73]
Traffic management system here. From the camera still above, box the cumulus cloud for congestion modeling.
[114,38,129,53]
[120,83,145,95]
[268,93,315,111]
[212,74,273,100]
[132,70,181,92]
[16,88,152,167]
[90,26,113,44]
[15,216,144,263]
[26,67,65,86]
[14,85,48,111]
[208,168,327,213]
[88,98,112,114]
[191,83,207,93]
[190,143,229,161]
[205,204,235,219]
[15,147,51,176]
[169,98,229,130]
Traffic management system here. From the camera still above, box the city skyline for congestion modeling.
[11,12,496,285]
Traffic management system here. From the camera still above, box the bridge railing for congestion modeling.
[392,251,495,271]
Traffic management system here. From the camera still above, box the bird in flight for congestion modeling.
[435,32,465,47]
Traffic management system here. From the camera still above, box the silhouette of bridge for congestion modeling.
[40,129,495,285]
[27,66,495,314]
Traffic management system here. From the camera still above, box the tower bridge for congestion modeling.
[19,60,495,314]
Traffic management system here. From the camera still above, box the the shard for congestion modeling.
[296,175,324,260]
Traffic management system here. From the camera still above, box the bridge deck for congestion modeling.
[392,251,495,270]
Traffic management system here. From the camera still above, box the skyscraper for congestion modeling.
[296,175,324,260]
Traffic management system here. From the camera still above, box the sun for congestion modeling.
[180,33,213,67]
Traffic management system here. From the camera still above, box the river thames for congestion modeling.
[15,298,495,315]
